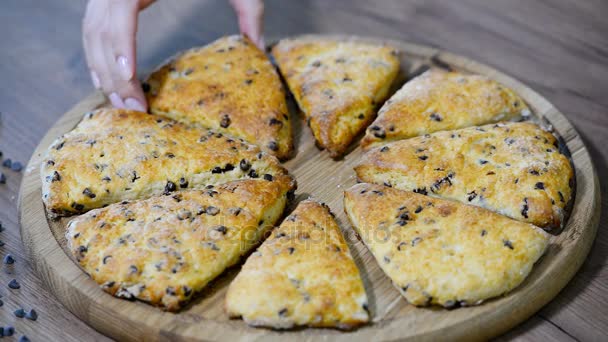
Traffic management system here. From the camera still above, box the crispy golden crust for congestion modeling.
[66,177,295,311]
[361,69,531,149]
[225,200,369,329]
[272,37,400,157]
[41,108,290,217]
[344,183,549,308]
[145,35,293,159]
[355,122,573,229]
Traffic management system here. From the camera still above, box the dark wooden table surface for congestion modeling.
[1,0,606,340]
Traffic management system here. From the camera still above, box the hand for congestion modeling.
[82,0,154,111]
[230,0,265,49]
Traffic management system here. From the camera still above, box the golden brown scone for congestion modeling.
[344,183,549,308]
[272,37,400,157]
[355,122,573,230]
[41,108,290,217]
[66,176,295,311]
[225,200,369,329]
[145,35,293,159]
[361,69,531,149]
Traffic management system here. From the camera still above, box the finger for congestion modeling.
[230,0,265,49]
[83,0,107,90]
[107,0,148,111]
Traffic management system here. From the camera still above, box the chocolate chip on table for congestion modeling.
[2,159,11,168]
[4,326,14,336]
[25,309,37,321]
[10,161,23,171]
[0,173,5,184]
[0,299,3,307]
[14,308,25,318]
[3,254,15,264]
[8,279,20,289]
[19,335,30,342]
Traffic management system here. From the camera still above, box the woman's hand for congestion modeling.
[82,0,265,111]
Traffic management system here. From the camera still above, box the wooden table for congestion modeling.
[1,1,606,340]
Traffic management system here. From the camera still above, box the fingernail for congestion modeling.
[90,71,101,89]
[125,98,146,112]
[109,93,125,109]
[116,56,133,81]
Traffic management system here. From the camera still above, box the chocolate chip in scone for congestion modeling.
[214,225,228,235]
[429,113,443,122]
[535,182,545,190]
[481,229,487,237]
[8,279,20,290]
[411,237,422,246]
[370,125,386,139]
[82,188,96,198]
[413,187,428,195]
[380,146,389,152]
[206,206,219,216]
[479,160,488,165]
[503,239,514,250]
[521,198,529,218]
[220,114,231,128]
[558,191,565,203]
[223,163,235,172]
[287,247,295,254]
[164,181,177,193]
[414,206,423,213]
[248,169,259,178]
[211,166,222,174]
[467,191,477,202]
[268,141,279,151]
[179,177,189,188]
[263,174,273,181]
[244,79,253,85]
[418,155,428,161]
[239,159,251,171]
[358,113,365,120]
[103,255,112,264]
[50,171,61,182]
[71,202,85,211]
[129,265,139,274]
[269,118,282,127]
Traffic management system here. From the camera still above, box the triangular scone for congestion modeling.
[145,35,293,159]
[344,183,549,308]
[272,37,400,157]
[361,69,531,149]
[226,200,369,329]
[66,176,295,311]
[41,108,290,217]
[355,122,573,230]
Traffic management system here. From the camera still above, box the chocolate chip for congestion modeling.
[164,181,176,193]
[129,265,138,274]
[179,177,189,188]
[529,169,540,176]
[103,255,112,264]
[380,146,389,152]
[370,125,386,139]
[206,206,219,216]
[13,308,25,318]
[535,182,545,190]
[220,114,231,128]
[287,247,295,254]
[211,166,222,174]
[503,239,514,250]
[224,163,235,172]
[278,308,288,317]
[4,326,14,336]
[8,279,20,290]
[521,198,529,218]
[10,161,23,172]
[71,202,85,211]
[414,206,423,213]
[479,160,489,165]
[429,113,443,122]
[239,159,251,171]
[214,225,228,234]
[558,191,565,203]
[467,191,477,202]
[183,286,192,297]
[312,60,321,67]
[102,176,111,182]
[413,187,428,195]
[419,155,428,161]
[19,335,30,342]
[2,159,11,168]
[358,113,365,119]
[411,237,422,246]
[25,309,37,321]
[3,254,15,265]
[0,173,5,184]
[268,141,279,151]
[269,118,282,126]
[142,82,150,92]
[244,79,253,85]
[83,188,96,198]
[263,174,273,181]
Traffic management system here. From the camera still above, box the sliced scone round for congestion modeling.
[66,176,295,311]
[355,122,573,230]
[272,37,400,158]
[361,69,530,149]
[344,183,549,308]
[226,200,369,329]
[145,35,293,159]
[41,108,290,217]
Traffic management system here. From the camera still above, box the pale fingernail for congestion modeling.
[90,71,101,89]
[109,93,125,109]
[125,98,146,112]
[116,56,133,81]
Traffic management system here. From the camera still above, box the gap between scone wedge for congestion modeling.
[272,36,400,158]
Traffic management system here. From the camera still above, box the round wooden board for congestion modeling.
[18,35,600,341]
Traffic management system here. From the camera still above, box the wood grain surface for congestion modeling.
[2,0,607,341]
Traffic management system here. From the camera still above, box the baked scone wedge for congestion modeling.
[66,176,295,311]
[361,69,531,149]
[272,37,400,157]
[145,35,293,159]
[355,122,573,230]
[41,108,290,217]
[344,183,549,308]
[226,200,369,329]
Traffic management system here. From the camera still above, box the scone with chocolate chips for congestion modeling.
[272,37,400,158]
[66,176,295,311]
[355,122,573,230]
[226,200,369,329]
[361,69,531,149]
[41,108,289,217]
[344,183,549,309]
[145,35,293,159]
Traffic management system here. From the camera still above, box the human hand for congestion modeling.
[229,0,265,49]
[82,0,154,111]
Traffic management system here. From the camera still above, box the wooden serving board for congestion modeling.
[19,35,600,341]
